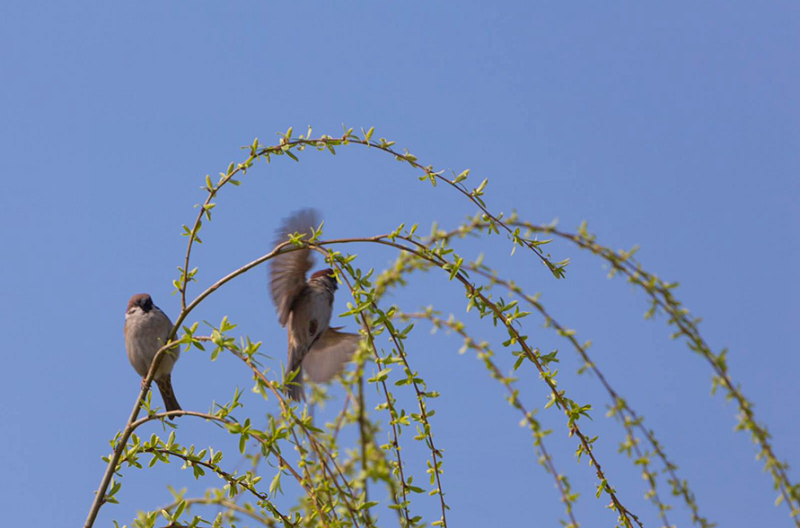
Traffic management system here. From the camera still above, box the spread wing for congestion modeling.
[270,209,319,327]
[303,327,360,383]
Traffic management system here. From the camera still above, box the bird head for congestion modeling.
[127,293,154,314]
[310,268,338,290]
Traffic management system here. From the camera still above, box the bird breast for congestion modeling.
[125,309,176,378]
[291,286,334,345]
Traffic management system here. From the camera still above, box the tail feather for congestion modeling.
[156,375,182,419]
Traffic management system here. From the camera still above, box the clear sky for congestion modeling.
[1,2,798,527]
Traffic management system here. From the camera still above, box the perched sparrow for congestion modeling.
[270,209,360,401]
[124,293,182,417]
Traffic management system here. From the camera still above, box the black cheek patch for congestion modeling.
[309,319,318,337]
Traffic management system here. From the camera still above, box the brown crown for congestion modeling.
[127,293,153,312]
[310,268,335,280]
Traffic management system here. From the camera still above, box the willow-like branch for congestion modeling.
[175,129,569,314]
[127,410,318,527]
[512,220,800,524]
[326,253,449,527]
[306,235,641,527]
[469,266,677,527]
[142,447,292,524]
[399,310,580,528]
[160,496,276,527]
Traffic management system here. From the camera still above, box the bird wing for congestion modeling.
[270,209,319,327]
[303,327,360,383]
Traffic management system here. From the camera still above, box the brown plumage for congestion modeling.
[269,210,360,401]
[124,293,181,418]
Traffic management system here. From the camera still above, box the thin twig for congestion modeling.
[400,311,580,528]
[160,496,276,527]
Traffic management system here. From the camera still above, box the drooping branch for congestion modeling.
[512,220,800,524]
[381,219,687,526]
[325,251,449,528]
[397,310,580,528]
[307,235,642,527]
[159,495,277,527]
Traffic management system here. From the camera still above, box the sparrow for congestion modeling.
[270,209,360,401]
[124,293,182,417]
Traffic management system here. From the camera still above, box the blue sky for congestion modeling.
[1,2,798,527]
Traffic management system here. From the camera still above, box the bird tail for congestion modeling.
[156,375,182,419]
[286,363,305,402]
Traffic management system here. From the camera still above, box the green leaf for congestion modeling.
[270,471,283,496]
[368,368,392,383]
[173,500,186,520]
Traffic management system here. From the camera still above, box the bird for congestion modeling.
[124,293,182,418]
[269,209,360,401]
